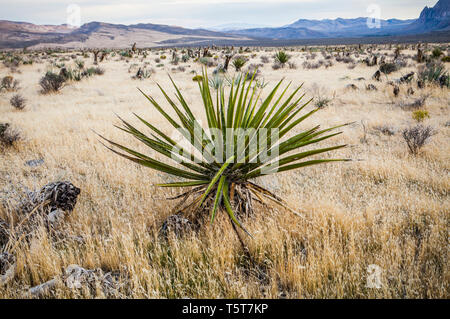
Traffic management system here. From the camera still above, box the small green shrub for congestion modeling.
[432,47,443,59]
[412,110,430,122]
[39,71,65,94]
[192,75,203,82]
[232,57,247,71]
[379,63,397,75]
[274,51,290,67]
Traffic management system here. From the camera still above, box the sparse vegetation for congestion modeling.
[379,62,397,75]
[39,71,66,94]
[0,123,20,149]
[101,70,349,239]
[412,109,430,122]
[402,125,435,155]
[9,94,26,110]
[232,57,247,71]
[274,51,290,67]
[0,44,448,299]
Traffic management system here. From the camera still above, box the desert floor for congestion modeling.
[0,46,448,298]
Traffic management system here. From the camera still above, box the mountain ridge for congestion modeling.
[0,0,448,48]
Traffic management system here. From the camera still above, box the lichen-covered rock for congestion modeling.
[0,252,16,286]
[159,214,194,239]
[20,181,80,215]
[0,218,9,248]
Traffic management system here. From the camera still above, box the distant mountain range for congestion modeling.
[229,0,449,39]
[0,0,448,49]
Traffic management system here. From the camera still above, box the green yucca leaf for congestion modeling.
[210,175,226,224]
[197,155,235,208]
[102,68,350,236]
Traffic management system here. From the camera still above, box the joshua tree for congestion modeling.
[93,50,100,64]
[224,54,234,71]
[417,48,424,63]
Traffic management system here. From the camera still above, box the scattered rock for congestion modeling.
[407,87,415,95]
[374,125,396,136]
[0,252,16,286]
[29,278,58,298]
[366,84,378,91]
[25,159,44,167]
[159,214,194,239]
[0,218,9,247]
[29,181,80,213]
[29,264,124,297]
[346,84,358,90]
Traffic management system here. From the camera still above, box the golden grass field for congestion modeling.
[0,45,449,298]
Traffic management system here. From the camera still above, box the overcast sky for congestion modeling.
[0,0,438,28]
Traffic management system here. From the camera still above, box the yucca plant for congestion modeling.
[100,69,350,236]
[275,51,290,67]
[232,57,247,71]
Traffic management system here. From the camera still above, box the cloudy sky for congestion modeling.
[0,0,438,28]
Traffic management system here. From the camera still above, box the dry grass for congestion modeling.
[0,46,448,298]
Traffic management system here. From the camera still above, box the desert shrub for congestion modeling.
[39,71,65,94]
[442,56,450,63]
[245,64,261,81]
[432,47,443,59]
[412,110,430,122]
[379,63,397,75]
[181,54,190,63]
[398,95,429,110]
[192,75,203,82]
[100,69,349,236]
[418,62,449,88]
[199,57,216,68]
[402,125,435,155]
[374,125,396,136]
[302,61,320,69]
[274,51,290,67]
[1,75,19,92]
[260,55,270,64]
[311,84,332,109]
[272,63,282,70]
[0,123,20,149]
[232,57,247,71]
[160,55,167,60]
[171,55,180,65]
[85,67,105,76]
[288,62,297,69]
[75,59,85,69]
[10,94,26,110]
